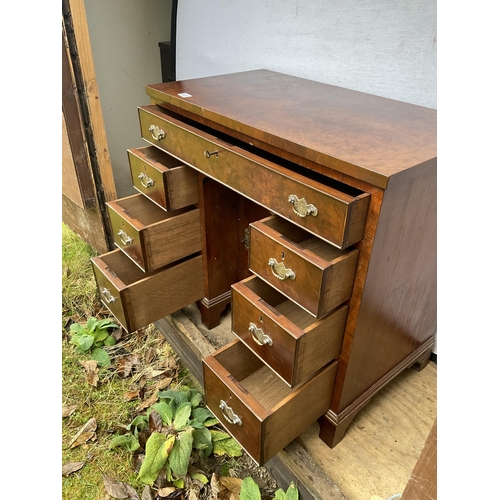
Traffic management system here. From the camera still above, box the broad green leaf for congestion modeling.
[203,418,219,427]
[192,427,211,450]
[191,472,208,484]
[109,434,140,452]
[191,407,213,423]
[209,429,231,442]
[138,433,174,485]
[104,335,116,346]
[70,323,84,334]
[90,347,111,367]
[96,318,118,329]
[239,476,261,500]
[127,415,148,431]
[75,334,94,352]
[172,478,184,488]
[284,483,299,500]
[93,329,109,342]
[212,436,242,457]
[274,491,286,500]
[173,402,192,430]
[168,431,193,477]
[86,316,98,332]
[152,401,173,425]
[189,391,203,408]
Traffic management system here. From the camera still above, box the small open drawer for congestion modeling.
[127,146,198,211]
[107,193,202,273]
[232,275,348,387]
[91,249,204,333]
[203,339,338,465]
[249,215,359,318]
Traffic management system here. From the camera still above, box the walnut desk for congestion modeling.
[92,69,437,467]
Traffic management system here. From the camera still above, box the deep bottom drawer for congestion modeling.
[91,249,204,333]
[203,339,338,465]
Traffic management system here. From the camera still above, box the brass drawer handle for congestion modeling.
[204,150,219,159]
[288,194,318,217]
[101,288,116,304]
[249,322,273,346]
[149,124,165,141]
[268,258,296,281]
[138,172,154,188]
[219,400,242,425]
[117,229,133,246]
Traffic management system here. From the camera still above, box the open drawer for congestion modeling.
[232,275,348,387]
[249,215,359,318]
[203,339,338,465]
[91,249,204,333]
[138,105,370,249]
[107,193,202,272]
[127,146,198,211]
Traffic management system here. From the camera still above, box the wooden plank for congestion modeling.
[62,29,95,209]
[401,419,437,500]
[296,361,437,500]
[67,0,116,203]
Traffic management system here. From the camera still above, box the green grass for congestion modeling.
[61,224,179,499]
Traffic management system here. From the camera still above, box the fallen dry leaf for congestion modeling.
[79,360,99,387]
[117,354,140,378]
[145,348,157,364]
[141,485,155,500]
[157,486,176,497]
[103,474,139,499]
[210,474,240,500]
[112,326,125,342]
[219,476,242,494]
[69,417,97,448]
[62,405,78,418]
[137,391,158,411]
[155,377,173,391]
[123,389,141,401]
[62,461,85,476]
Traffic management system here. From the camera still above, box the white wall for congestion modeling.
[176,0,436,109]
[84,0,172,198]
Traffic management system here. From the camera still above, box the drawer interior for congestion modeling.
[116,195,194,226]
[244,276,318,330]
[261,216,346,261]
[136,145,186,169]
[98,249,151,285]
[214,341,294,412]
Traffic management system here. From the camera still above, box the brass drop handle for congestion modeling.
[138,172,154,188]
[268,258,296,281]
[101,288,116,304]
[288,194,318,217]
[204,150,219,159]
[117,230,133,246]
[219,400,242,425]
[149,124,165,141]
[249,322,273,346]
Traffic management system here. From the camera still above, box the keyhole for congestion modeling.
[281,251,285,260]
[259,315,263,323]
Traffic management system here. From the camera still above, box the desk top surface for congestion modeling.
[146,70,436,189]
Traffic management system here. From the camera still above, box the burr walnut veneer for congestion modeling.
[92,70,436,465]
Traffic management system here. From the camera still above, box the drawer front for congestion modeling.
[91,249,204,333]
[92,257,128,329]
[232,276,348,387]
[107,194,202,273]
[128,146,198,211]
[249,216,359,318]
[203,339,338,465]
[138,105,370,249]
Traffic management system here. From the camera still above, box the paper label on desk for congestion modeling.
[178,93,192,98]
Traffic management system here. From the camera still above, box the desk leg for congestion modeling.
[196,175,270,329]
